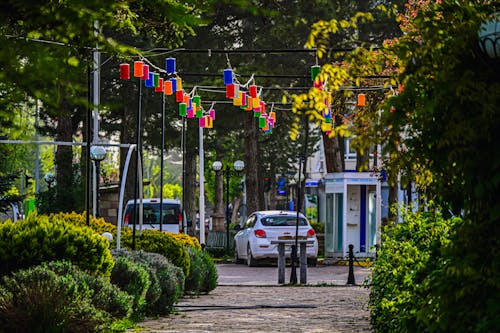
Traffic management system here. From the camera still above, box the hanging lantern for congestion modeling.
[252,96,261,109]
[187,109,195,118]
[249,85,257,98]
[259,115,267,128]
[187,97,192,109]
[166,58,176,75]
[260,101,266,114]
[193,95,201,107]
[311,65,321,82]
[176,77,183,91]
[233,93,243,106]
[234,84,240,98]
[357,93,366,107]
[153,73,160,88]
[263,119,270,132]
[141,64,149,80]
[179,103,187,117]
[196,107,203,118]
[226,84,235,98]
[155,78,164,93]
[164,80,173,95]
[244,97,253,111]
[120,63,130,80]
[209,109,216,120]
[241,92,247,106]
[145,72,154,88]
[199,117,206,128]
[269,111,276,127]
[175,90,184,103]
[170,78,177,93]
[223,69,233,85]
[254,110,261,118]
[133,61,144,78]
[206,115,213,128]
[314,79,323,89]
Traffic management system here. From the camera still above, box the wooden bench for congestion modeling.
[206,231,233,249]
[271,238,314,284]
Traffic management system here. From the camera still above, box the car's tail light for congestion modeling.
[178,213,183,233]
[254,229,267,238]
[124,213,129,224]
[307,228,315,237]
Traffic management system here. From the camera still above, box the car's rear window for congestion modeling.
[126,203,180,224]
[260,216,308,227]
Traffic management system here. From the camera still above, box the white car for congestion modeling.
[234,210,318,267]
[123,198,184,233]
[0,202,21,223]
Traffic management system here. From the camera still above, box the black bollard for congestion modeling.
[290,245,298,284]
[347,244,356,285]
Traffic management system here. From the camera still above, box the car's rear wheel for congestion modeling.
[246,244,257,267]
[307,258,318,267]
[234,247,243,264]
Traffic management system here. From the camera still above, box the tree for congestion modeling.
[299,0,500,330]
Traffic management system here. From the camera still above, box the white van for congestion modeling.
[123,198,184,233]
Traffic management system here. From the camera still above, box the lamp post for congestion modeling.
[212,160,245,256]
[44,172,55,189]
[90,145,106,218]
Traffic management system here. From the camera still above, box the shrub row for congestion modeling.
[0,214,114,277]
[0,212,218,331]
[0,261,132,333]
[368,208,458,332]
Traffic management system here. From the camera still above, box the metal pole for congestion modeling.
[92,20,100,218]
[116,144,136,250]
[34,100,40,194]
[181,116,186,233]
[132,78,142,250]
[199,126,205,246]
[290,155,303,284]
[86,63,92,226]
[159,91,165,232]
[225,165,230,256]
[95,161,100,217]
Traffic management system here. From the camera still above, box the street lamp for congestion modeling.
[212,160,245,256]
[90,145,106,218]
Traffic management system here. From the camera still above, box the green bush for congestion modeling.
[0,214,114,277]
[185,248,218,294]
[200,250,218,293]
[42,260,133,319]
[110,256,150,319]
[122,229,190,277]
[368,208,458,332]
[112,250,185,315]
[0,265,109,333]
[185,247,203,294]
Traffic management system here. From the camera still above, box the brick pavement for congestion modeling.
[130,264,372,332]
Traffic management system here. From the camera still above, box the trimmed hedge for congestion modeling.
[110,256,150,319]
[0,214,114,277]
[112,249,185,315]
[185,247,218,294]
[42,261,133,319]
[0,264,110,333]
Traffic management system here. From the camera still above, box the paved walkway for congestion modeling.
[130,264,372,332]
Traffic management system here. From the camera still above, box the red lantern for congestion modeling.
[249,85,257,98]
[120,63,130,80]
[226,84,235,98]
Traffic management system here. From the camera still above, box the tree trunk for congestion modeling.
[245,112,260,214]
[322,132,344,172]
[55,99,76,211]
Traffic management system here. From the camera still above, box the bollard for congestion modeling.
[346,244,356,285]
[289,245,298,284]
